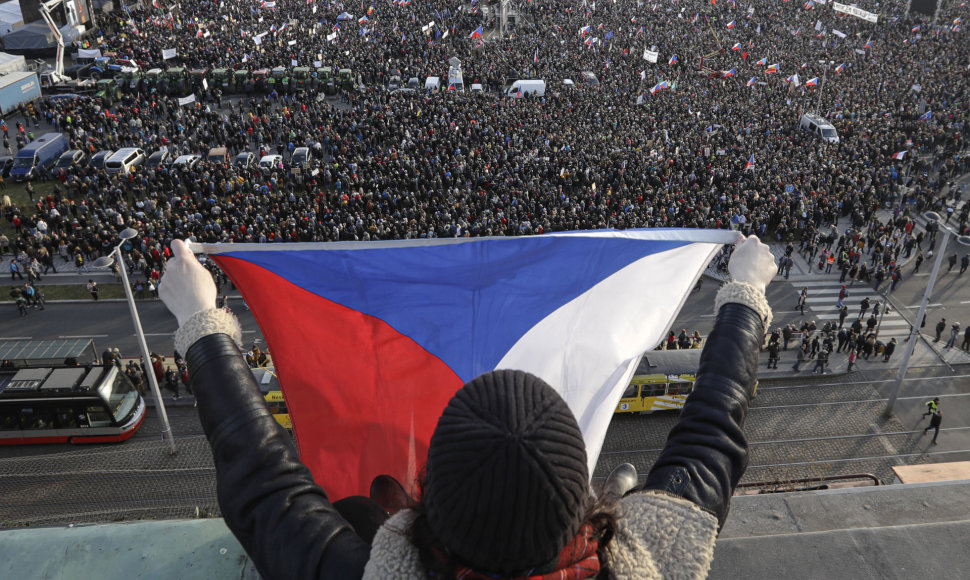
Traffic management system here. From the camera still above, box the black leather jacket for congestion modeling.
[187,301,764,579]
[641,302,764,528]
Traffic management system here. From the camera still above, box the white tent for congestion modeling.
[0,52,25,74]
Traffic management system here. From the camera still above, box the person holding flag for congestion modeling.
[158,234,775,580]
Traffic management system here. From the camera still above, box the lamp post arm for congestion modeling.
[115,244,177,453]
[884,230,950,416]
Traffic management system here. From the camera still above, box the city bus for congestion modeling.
[0,364,146,444]
[614,373,698,414]
[615,372,758,414]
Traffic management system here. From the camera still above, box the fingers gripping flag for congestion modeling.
[198,229,737,499]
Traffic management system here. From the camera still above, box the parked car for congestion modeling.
[144,148,171,169]
[88,150,114,170]
[53,149,87,178]
[234,152,256,168]
[259,154,283,174]
[171,154,202,169]
[0,155,13,178]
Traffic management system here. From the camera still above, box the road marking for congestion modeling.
[0,336,32,340]
[906,303,942,308]
[59,334,108,338]
[962,301,970,304]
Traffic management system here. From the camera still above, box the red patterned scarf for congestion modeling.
[449,523,601,580]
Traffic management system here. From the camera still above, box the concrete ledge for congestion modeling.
[0,519,261,579]
[711,480,970,579]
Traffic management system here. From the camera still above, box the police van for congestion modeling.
[799,113,839,144]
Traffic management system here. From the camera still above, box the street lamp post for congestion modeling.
[884,212,970,417]
[93,228,177,453]
[816,60,833,115]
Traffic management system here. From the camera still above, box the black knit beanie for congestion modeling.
[424,370,590,574]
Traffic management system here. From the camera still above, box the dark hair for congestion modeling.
[408,470,619,579]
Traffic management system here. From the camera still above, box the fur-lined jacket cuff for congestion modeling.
[174,308,243,356]
[714,281,772,329]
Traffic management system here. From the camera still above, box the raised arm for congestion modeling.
[159,239,370,580]
[638,235,775,528]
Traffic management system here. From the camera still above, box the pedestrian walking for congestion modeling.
[944,323,961,349]
[914,252,924,273]
[935,318,947,342]
[792,344,807,372]
[812,348,829,374]
[923,411,942,445]
[883,338,897,362]
[838,305,849,329]
[923,397,940,418]
[860,297,871,319]
[87,279,99,301]
[847,349,857,371]
[947,253,958,272]
[961,255,969,275]
[962,326,970,351]
[767,342,779,369]
[837,285,848,308]
[796,287,807,315]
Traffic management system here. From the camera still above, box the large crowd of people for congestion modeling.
[0,0,967,278]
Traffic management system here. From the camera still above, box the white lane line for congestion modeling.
[59,334,108,338]
[906,303,942,308]
[0,336,32,340]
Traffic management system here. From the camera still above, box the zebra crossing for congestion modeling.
[793,280,913,341]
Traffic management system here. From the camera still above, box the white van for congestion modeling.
[799,113,839,144]
[104,147,146,174]
[425,76,441,92]
[506,79,546,98]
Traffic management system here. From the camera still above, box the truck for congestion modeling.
[10,132,69,181]
[0,71,41,116]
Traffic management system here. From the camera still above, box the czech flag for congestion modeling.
[580,25,591,36]
[469,25,483,39]
[911,25,920,33]
[835,62,845,73]
[746,76,756,86]
[756,57,767,66]
[722,68,736,78]
[358,15,368,24]
[863,37,872,49]
[892,151,907,160]
[197,230,737,500]
[732,42,742,50]
[669,54,678,65]
[745,154,755,170]
[805,77,818,86]
[765,63,779,73]
[726,20,736,29]
[801,62,808,68]
[649,80,669,94]
[954,17,962,25]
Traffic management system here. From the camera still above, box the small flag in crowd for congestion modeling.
[805,77,818,86]
[765,63,779,73]
[669,54,678,65]
[726,20,736,29]
[804,0,814,9]
[892,151,907,160]
[911,25,920,33]
[756,57,767,65]
[917,110,933,121]
[358,15,368,24]
[649,80,669,94]
[722,68,736,78]
[746,76,756,86]
[745,155,755,170]
[732,42,742,50]
[469,25,483,39]
[605,30,614,40]
[580,25,591,36]
[801,62,808,68]
[863,37,872,49]
[834,62,845,73]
